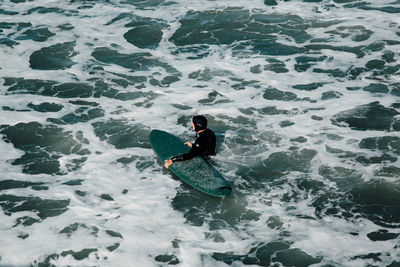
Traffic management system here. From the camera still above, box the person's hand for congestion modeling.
[184,142,192,148]
[164,159,173,169]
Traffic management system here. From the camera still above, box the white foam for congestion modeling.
[0,0,399,265]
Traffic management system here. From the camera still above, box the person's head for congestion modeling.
[192,115,207,132]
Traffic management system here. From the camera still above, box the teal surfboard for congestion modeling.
[149,129,231,197]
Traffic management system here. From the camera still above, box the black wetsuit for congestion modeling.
[171,128,216,162]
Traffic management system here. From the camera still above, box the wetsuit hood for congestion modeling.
[193,115,207,132]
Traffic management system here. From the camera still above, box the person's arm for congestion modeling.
[164,140,202,168]
[171,144,199,161]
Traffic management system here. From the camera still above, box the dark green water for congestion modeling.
[0,0,399,266]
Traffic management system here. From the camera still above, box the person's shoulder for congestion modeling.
[206,128,216,137]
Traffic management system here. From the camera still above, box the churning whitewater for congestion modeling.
[0,0,399,266]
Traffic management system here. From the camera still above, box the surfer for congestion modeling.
[164,115,216,169]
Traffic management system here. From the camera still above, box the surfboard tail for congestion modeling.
[219,186,232,196]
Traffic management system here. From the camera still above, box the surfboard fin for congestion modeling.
[219,186,232,194]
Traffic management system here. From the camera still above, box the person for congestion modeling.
[164,115,216,169]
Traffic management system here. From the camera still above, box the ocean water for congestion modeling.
[0,0,399,266]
